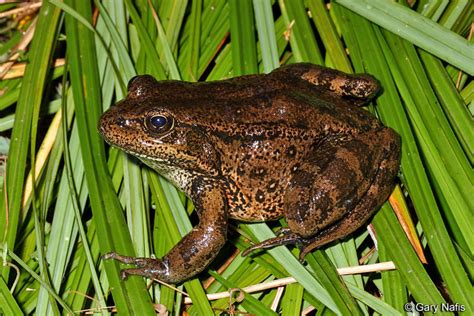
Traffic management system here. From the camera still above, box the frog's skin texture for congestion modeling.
[99,63,401,284]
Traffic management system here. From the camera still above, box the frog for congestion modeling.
[99,63,401,284]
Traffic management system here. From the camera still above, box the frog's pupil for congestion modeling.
[151,116,167,128]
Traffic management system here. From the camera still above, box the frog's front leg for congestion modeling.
[103,178,228,284]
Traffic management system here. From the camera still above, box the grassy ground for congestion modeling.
[0,0,472,315]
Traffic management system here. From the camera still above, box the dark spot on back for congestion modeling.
[267,179,278,193]
[295,119,308,129]
[255,190,265,203]
[286,145,297,157]
[250,167,267,178]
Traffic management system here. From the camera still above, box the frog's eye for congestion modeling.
[146,115,174,133]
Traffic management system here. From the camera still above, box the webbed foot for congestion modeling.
[102,252,168,281]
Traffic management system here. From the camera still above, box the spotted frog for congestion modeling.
[99,63,400,283]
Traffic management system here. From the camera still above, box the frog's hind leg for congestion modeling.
[284,127,400,259]
[296,128,400,259]
[241,128,400,259]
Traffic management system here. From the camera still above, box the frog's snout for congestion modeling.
[98,109,122,141]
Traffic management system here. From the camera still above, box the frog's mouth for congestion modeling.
[100,134,170,165]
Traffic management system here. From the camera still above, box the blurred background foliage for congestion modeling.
[0,0,472,314]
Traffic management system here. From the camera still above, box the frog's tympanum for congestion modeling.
[99,63,400,283]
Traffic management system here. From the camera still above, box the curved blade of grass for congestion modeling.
[335,0,474,75]
[1,247,73,313]
[50,0,133,88]
[1,3,61,281]
[64,0,155,314]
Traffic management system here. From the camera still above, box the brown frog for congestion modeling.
[99,63,400,284]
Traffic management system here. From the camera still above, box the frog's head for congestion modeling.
[98,75,219,177]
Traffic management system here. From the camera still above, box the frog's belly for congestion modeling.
[226,187,285,222]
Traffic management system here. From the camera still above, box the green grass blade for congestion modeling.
[305,252,362,315]
[1,248,73,313]
[420,51,474,164]
[253,0,280,72]
[123,0,166,78]
[373,206,445,306]
[63,0,155,313]
[335,0,474,75]
[281,283,304,315]
[229,0,258,75]
[245,224,340,313]
[278,0,323,64]
[1,3,61,282]
[183,0,201,80]
[378,241,406,313]
[307,0,352,71]
[149,3,181,80]
[0,278,23,315]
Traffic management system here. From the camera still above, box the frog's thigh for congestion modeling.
[284,128,399,239]
[300,129,400,257]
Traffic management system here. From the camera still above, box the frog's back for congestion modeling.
[160,64,381,137]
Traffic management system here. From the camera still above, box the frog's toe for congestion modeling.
[120,269,129,280]
[274,227,292,236]
[242,232,303,257]
[119,267,153,280]
[102,252,157,267]
[298,246,312,262]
